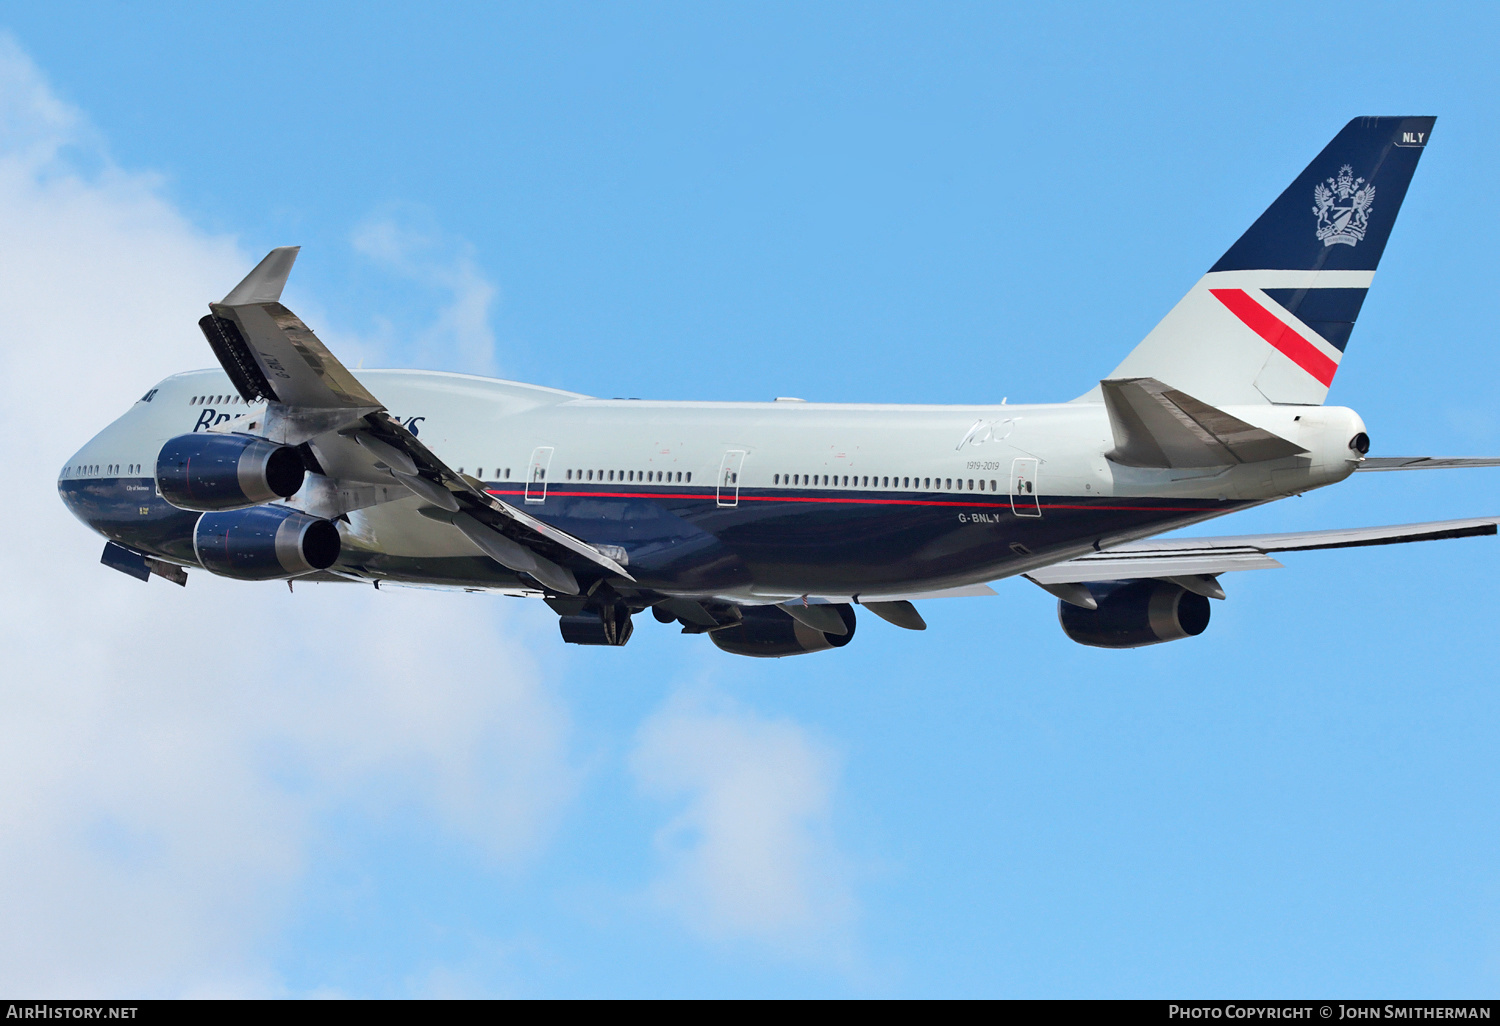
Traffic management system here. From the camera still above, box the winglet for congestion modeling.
[221,246,300,306]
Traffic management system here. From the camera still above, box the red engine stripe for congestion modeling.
[1210,288,1338,387]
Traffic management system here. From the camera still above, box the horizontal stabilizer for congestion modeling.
[1102,377,1307,469]
[1356,457,1500,471]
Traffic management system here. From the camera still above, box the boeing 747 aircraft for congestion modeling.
[59,117,1499,655]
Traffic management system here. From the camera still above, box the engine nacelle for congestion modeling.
[1057,579,1210,648]
[156,433,305,511]
[711,604,856,658]
[193,506,341,581]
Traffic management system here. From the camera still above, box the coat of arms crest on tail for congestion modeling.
[1313,164,1375,247]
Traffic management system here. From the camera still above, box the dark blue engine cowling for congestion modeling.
[1057,579,1210,649]
[156,433,305,512]
[194,505,341,580]
[711,604,856,658]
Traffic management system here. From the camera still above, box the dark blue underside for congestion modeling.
[61,478,1243,594]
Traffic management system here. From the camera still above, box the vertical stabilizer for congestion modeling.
[1091,117,1434,406]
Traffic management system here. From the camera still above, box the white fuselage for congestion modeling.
[61,368,1365,602]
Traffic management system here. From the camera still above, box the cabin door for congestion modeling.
[525,446,554,504]
[717,450,747,507]
[1010,457,1041,517]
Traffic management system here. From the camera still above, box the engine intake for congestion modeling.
[1057,579,1210,649]
[194,506,341,580]
[156,433,305,511]
[711,604,856,658]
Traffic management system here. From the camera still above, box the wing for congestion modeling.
[200,247,630,595]
[1355,456,1500,471]
[1027,516,1499,588]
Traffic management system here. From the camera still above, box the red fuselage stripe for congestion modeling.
[1210,287,1338,387]
[485,488,1211,513]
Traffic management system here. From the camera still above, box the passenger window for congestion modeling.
[968,479,974,490]
[686,472,692,482]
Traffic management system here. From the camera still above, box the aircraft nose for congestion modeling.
[57,448,97,530]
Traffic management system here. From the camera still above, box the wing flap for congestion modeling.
[801,583,999,603]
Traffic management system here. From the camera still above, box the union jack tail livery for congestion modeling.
[1099,116,1435,407]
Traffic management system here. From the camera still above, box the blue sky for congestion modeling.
[2,1,1500,997]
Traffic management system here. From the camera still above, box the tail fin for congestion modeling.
[1096,116,1435,406]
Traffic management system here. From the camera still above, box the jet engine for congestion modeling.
[156,433,305,511]
[1057,579,1210,648]
[193,505,341,580]
[711,604,857,658]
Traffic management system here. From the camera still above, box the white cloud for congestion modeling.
[631,687,859,965]
[0,35,571,995]
[351,210,500,377]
